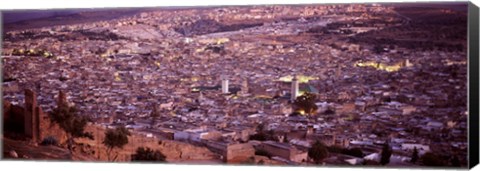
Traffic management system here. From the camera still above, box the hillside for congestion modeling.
[2,137,97,161]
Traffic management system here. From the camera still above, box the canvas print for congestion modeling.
[1,2,469,168]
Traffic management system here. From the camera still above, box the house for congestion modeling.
[257,141,308,163]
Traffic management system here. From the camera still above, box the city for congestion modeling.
[2,3,468,168]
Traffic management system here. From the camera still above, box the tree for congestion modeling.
[150,104,159,127]
[49,105,93,152]
[308,140,329,164]
[293,92,318,115]
[103,126,131,161]
[256,123,265,133]
[283,133,289,143]
[380,143,392,165]
[250,124,277,141]
[131,147,166,162]
[410,147,419,163]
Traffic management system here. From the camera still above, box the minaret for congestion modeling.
[221,75,229,94]
[241,78,249,95]
[291,75,299,101]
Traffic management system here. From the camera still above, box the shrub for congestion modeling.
[308,140,329,164]
[131,147,166,162]
[40,136,58,146]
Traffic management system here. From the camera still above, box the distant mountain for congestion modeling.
[2,8,146,32]
[2,10,81,24]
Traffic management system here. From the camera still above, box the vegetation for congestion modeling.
[249,130,277,142]
[380,143,392,165]
[308,140,329,164]
[131,147,166,162]
[103,126,131,161]
[410,147,419,163]
[150,105,159,127]
[49,104,93,151]
[293,92,318,115]
[40,136,59,146]
[250,124,277,141]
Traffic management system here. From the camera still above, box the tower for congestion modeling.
[241,78,249,95]
[291,75,299,101]
[221,75,229,94]
[24,89,39,142]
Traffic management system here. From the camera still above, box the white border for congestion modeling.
[1,0,479,171]
[0,0,475,10]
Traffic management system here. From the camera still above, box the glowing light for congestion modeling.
[216,38,230,44]
[278,75,318,83]
[255,95,273,100]
[191,77,199,82]
[354,61,404,72]
[296,110,306,115]
[114,72,122,81]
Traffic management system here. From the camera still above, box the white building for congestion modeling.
[221,76,229,94]
[291,75,299,101]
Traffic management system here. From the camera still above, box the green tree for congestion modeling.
[49,105,93,152]
[131,147,166,162]
[294,92,318,115]
[103,126,131,161]
[308,140,329,164]
[380,143,392,165]
[410,147,419,163]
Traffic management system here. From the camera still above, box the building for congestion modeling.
[257,141,308,163]
[221,75,229,94]
[291,75,299,101]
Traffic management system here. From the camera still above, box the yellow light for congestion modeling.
[114,72,121,81]
[191,77,199,82]
[354,61,404,72]
[297,110,306,115]
[279,75,318,83]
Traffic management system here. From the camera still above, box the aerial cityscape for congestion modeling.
[2,2,468,168]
